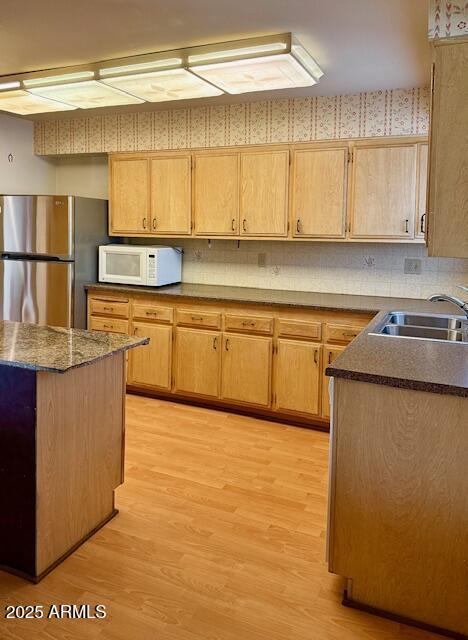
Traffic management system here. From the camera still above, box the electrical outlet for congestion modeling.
[258,253,266,268]
[404,258,422,275]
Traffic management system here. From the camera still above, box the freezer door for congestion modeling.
[0,259,73,327]
[0,195,74,258]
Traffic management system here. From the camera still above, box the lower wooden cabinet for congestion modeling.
[221,334,272,407]
[128,323,172,390]
[88,291,372,428]
[275,339,321,416]
[174,327,221,398]
[321,345,345,418]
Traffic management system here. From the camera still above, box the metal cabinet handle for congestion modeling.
[145,310,158,316]
[231,218,236,232]
[343,331,358,337]
[242,321,255,327]
[296,219,301,234]
[405,219,409,233]
[328,352,332,365]
[142,217,147,229]
[134,327,138,335]
[103,324,114,330]
[225,338,230,351]
[191,315,203,321]
[242,219,247,232]
[103,306,114,312]
[212,336,217,350]
[420,213,426,234]
[314,349,318,364]
[152,218,157,230]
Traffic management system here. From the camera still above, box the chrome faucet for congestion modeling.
[428,287,468,319]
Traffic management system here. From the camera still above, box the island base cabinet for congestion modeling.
[128,323,172,390]
[321,345,345,418]
[0,353,125,582]
[174,327,221,398]
[221,334,272,407]
[328,378,468,638]
[274,339,320,416]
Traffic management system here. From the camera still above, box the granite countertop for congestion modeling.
[0,320,148,373]
[326,310,468,397]
[85,282,454,315]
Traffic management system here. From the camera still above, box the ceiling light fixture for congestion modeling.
[101,69,222,102]
[99,57,183,77]
[0,34,323,115]
[23,71,95,88]
[0,90,77,115]
[29,80,144,109]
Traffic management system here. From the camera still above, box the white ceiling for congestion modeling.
[0,0,431,118]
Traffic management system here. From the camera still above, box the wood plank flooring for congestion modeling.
[0,395,438,640]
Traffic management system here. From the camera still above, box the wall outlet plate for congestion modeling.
[404,258,422,275]
[258,253,266,268]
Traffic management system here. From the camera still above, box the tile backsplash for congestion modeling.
[167,240,467,299]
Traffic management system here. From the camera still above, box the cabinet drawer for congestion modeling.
[133,303,173,324]
[224,314,273,335]
[89,298,129,319]
[89,316,129,334]
[277,319,322,341]
[176,309,221,329]
[325,323,362,344]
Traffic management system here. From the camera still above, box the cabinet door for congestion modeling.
[150,156,191,234]
[350,144,417,238]
[128,323,172,390]
[110,157,149,235]
[275,340,320,416]
[174,327,220,397]
[322,345,345,419]
[428,40,468,258]
[194,153,239,235]
[415,143,428,239]
[240,150,288,236]
[292,147,347,238]
[221,334,272,406]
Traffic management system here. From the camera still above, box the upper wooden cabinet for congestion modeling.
[349,141,418,239]
[415,143,428,239]
[110,157,149,235]
[150,156,191,235]
[291,145,348,238]
[194,152,240,236]
[240,149,289,236]
[427,38,468,258]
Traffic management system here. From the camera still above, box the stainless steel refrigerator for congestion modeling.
[0,195,109,329]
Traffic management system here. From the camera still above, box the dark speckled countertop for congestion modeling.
[0,320,148,373]
[85,282,456,315]
[326,310,468,397]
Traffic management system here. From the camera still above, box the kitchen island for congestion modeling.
[326,311,468,638]
[0,320,147,583]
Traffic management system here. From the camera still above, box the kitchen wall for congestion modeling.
[33,86,429,155]
[428,0,468,39]
[165,239,468,300]
[54,156,108,199]
[0,114,56,194]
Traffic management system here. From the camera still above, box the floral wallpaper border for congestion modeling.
[429,0,468,38]
[33,86,429,156]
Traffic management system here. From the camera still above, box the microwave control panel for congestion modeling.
[148,254,157,285]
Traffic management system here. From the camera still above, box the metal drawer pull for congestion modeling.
[145,310,158,316]
[242,321,255,327]
[102,306,114,312]
[191,315,204,321]
[103,324,114,330]
[212,336,217,350]
[343,331,358,338]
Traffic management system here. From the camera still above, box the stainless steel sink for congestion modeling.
[371,311,468,344]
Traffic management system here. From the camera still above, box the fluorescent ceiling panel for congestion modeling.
[23,71,94,88]
[29,80,143,108]
[191,54,317,94]
[0,89,77,115]
[102,69,223,102]
[187,42,287,64]
[99,58,182,77]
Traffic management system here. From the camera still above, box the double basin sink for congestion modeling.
[371,312,468,343]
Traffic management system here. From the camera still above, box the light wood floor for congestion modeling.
[0,395,438,640]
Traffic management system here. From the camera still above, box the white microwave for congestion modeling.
[99,245,182,287]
